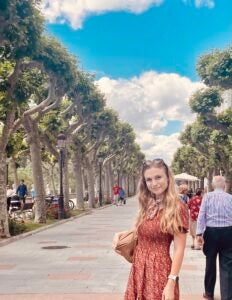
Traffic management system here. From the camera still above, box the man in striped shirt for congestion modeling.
[196,176,232,300]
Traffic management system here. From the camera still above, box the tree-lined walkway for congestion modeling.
[0,197,220,300]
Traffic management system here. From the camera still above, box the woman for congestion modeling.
[187,188,203,250]
[120,159,188,300]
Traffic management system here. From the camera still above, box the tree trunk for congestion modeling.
[24,116,46,223]
[109,162,115,200]
[0,154,10,238]
[207,168,214,192]
[73,151,84,210]
[50,165,57,195]
[95,163,100,206]
[127,174,130,197]
[10,159,19,188]
[122,174,126,190]
[102,171,105,202]
[133,174,139,195]
[200,177,204,189]
[213,168,220,176]
[85,157,95,208]
[0,109,16,237]
[225,171,232,194]
[105,162,111,203]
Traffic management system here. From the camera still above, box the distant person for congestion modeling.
[10,184,20,210]
[188,188,203,250]
[83,190,89,202]
[179,184,189,204]
[118,187,126,205]
[186,187,194,199]
[31,184,36,201]
[112,183,119,206]
[196,176,232,300]
[16,180,28,205]
[6,185,14,211]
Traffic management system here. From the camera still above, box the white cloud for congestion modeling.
[136,132,181,164]
[182,0,214,8]
[194,0,215,8]
[41,0,163,29]
[41,0,215,29]
[96,71,204,164]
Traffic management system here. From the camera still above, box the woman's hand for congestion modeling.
[162,280,175,300]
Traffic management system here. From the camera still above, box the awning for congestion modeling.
[174,172,199,182]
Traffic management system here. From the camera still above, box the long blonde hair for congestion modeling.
[135,159,183,234]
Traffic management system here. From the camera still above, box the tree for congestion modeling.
[0,0,44,236]
[197,47,232,89]
[19,36,78,223]
[0,0,43,59]
[178,119,232,192]
[171,145,208,188]
[189,46,232,191]
[189,87,231,135]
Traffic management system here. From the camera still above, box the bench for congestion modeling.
[10,202,34,220]
[22,202,34,211]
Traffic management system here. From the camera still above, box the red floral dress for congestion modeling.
[188,195,202,221]
[124,201,189,300]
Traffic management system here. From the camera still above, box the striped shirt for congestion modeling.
[196,189,232,235]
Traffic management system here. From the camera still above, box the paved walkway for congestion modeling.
[0,197,220,300]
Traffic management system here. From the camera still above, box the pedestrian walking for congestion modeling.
[113,158,189,300]
[188,188,203,250]
[112,183,119,206]
[196,176,232,300]
[16,179,28,207]
[118,187,126,205]
[6,185,14,211]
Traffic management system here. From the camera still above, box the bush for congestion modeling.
[46,204,59,219]
[46,204,70,219]
[64,209,72,218]
[9,218,27,236]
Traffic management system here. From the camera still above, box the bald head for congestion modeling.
[212,176,226,190]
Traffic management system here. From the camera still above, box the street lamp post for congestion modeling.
[98,156,104,207]
[57,132,66,219]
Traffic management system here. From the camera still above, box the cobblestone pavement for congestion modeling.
[0,197,220,299]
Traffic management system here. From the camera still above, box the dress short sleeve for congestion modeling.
[178,200,189,233]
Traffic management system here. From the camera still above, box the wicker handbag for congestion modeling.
[113,229,138,263]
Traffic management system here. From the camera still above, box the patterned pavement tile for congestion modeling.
[68,233,96,236]
[74,244,108,248]
[0,294,123,300]
[38,241,57,244]
[67,256,97,261]
[181,295,220,300]
[0,264,16,270]
[0,197,220,298]
[48,273,91,280]
[182,264,199,270]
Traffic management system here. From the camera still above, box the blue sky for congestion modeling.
[43,0,232,163]
[46,0,232,80]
